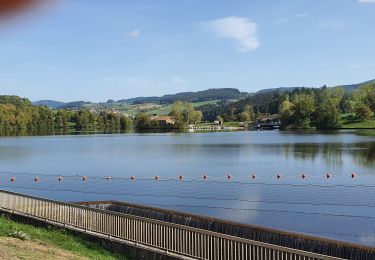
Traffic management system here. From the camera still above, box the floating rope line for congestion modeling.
[1,182,375,211]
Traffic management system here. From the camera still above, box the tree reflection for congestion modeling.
[351,143,375,167]
[284,142,375,168]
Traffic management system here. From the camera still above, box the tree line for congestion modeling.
[134,102,202,130]
[197,83,375,129]
[0,96,203,135]
[1,83,373,135]
[0,95,132,135]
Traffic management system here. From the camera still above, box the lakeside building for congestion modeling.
[150,115,175,126]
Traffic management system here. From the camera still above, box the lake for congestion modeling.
[0,130,375,246]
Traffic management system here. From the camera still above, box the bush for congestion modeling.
[356,105,373,121]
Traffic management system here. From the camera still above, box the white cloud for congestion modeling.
[204,16,260,52]
[295,13,308,18]
[317,21,346,30]
[274,18,289,24]
[101,76,115,82]
[171,77,188,85]
[127,30,140,38]
[358,0,375,3]
[349,64,361,69]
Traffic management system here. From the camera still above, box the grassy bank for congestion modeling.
[0,215,127,259]
[340,114,375,129]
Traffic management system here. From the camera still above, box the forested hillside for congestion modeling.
[4,79,375,135]
[197,83,375,129]
[0,96,204,135]
[121,88,247,104]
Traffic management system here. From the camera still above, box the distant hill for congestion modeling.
[337,79,375,92]
[59,101,91,109]
[33,100,66,109]
[33,100,91,109]
[119,88,248,104]
[255,87,303,94]
[197,79,375,121]
[256,79,375,95]
[32,79,374,110]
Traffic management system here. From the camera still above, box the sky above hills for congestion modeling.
[0,0,375,102]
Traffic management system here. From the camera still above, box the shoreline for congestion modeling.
[0,127,375,138]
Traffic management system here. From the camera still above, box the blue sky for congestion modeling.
[0,0,375,102]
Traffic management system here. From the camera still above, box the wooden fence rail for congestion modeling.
[0,190,343,260]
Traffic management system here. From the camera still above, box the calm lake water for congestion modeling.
[0,130,375,246]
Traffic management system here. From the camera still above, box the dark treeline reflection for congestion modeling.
[0,129,136,137]
[283,142,375,167]
[0,128,192,137]
[352,142,375,167]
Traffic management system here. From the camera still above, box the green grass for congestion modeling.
[82,99,246,118]
[146,104,173,115]
[83,100,224,117]
[146,100,222,116]
[340,113,375,129]
[83,99,245,118]
[0,215,127,259]
[223,121,242,127]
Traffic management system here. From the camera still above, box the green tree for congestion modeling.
[356,105,373,121]
[120,115,133,130]
[314,101,342,129]
[237,104,253,122]
[170,102,187,129]
[291,93,316,129]
[55,110,69,129]
[106,113,121,130]
[135,112,156,129]
[237,111,251,122]
[354,84,375,112]
[170,102,203,127]
[74,109,95,130]
[313,89,342,129]
[279,98,294,127]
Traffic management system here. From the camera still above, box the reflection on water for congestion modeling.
[352,142,375,167]
[0,130,374,178]
[0,130,375,246]
[283,142,375,167]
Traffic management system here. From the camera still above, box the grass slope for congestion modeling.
[146,100,221,115]
[0,215,127,259]
[340,114,375,129]
[84,100,223,117]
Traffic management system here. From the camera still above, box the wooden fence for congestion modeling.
[0,189,343,260]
